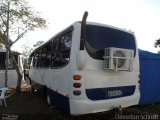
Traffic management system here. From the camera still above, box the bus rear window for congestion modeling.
[85,25,136,60]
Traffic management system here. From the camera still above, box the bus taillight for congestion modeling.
[73,90,81,96]
[73,83,81,88]
[73,75,81,80]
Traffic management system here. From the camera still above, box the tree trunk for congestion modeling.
[4,2,10,87]
[5,50,9,87]
[9,49,22,92]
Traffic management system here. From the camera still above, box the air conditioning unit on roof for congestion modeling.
[103,47,134,71]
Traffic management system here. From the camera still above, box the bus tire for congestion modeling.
[31,87,35,92]
[31,83,35,92]
[30,79,35,92]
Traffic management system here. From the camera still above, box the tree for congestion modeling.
[0,43,5,48]
[0,0,47,92]
[22,40,44,58]
[0,30,13,44]
[21,44,33,58]
[154,38,160,48]
[0,0,47,44]
[33,41,44,48]
[154,38,160,53]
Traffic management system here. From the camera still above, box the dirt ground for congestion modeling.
[0,83,160,120]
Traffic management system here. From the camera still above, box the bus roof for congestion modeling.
[30,21,135,56]
[0,48,20,54]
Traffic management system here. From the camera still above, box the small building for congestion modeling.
[139,50,160,105]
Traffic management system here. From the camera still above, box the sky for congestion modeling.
[13,0,160,53]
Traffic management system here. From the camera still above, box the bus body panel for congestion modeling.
[0,50,23,88]
[29,21,140,115]
[83,48,139,91]
[69,22,140,115]
[69,93,140,115]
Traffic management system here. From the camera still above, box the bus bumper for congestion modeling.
[69,93,140,115]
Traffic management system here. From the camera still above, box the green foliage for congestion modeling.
[22,40,44,58]
[0,0,47,43]
[0,43,5,48]
[0,30,5,42]
[0,30,12,44]
[33,41,44,47]
[154,38,160,48]
[0,0,47,90]
[21,44,33,58]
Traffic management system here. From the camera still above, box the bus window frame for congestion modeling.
[31,26,74,69]
[50,30,73,69]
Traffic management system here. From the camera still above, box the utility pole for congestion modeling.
[5,1,10,87]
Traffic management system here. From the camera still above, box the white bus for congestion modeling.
[0,48,24,88]
[29,13,140,115]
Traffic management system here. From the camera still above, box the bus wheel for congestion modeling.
[31,86,35,92]
[46,93,51,105]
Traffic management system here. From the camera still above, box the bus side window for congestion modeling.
[59,33,72,66]
[8,53,18,69]
[8,58,14,69]
[40,41,52,68]
[50,38,59,68]
[46,43,52,67]
[35,50,41,68]
[40,47,47,68]
[51,32,72,68]
[32,55,36,68]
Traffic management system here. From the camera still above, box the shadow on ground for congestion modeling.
[0,86,160,120]
[0,92,116,120]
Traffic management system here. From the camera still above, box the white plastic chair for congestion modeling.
[0,87,8,107]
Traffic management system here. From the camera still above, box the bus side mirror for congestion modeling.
[76,50,86,70]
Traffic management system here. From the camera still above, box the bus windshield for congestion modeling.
[0,52,6,70]
[0,52,18,70]
[85,25,136,60]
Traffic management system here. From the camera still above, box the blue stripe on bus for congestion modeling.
[47,88,70,113]
[85,86,136,100]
